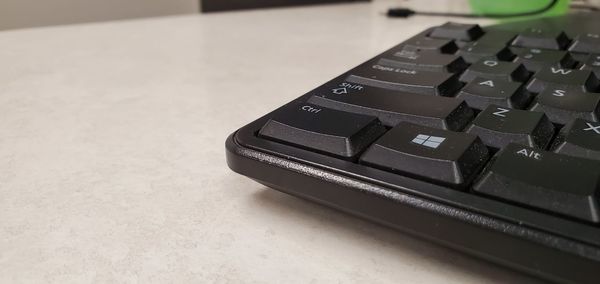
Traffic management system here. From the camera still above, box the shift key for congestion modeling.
[473,144,600,223]
[308,80,474,131]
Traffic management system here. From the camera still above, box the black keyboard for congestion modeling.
[226,14,600,283]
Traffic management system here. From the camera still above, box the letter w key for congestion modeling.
[527,66,600,93]
[551,67,572,75]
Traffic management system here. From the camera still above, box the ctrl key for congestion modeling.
[359,122,489,187]
[258,103,386,159]
[473,144,600,223]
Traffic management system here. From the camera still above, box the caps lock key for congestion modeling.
[346,63,462,96]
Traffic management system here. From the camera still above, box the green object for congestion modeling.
[469,0,570,18]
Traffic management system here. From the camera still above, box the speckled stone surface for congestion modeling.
[0,2,544,283]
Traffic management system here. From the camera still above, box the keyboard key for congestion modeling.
[526,67,600,93]
[360,122,489,187]
[511,28,571,50]
[429,22,484,42]
[552,119,600,160]
[454,40,469,48]
[580,53,600,77]
[346,63,462,96]
[456,78,531,110]
[258,103,386,159]
[570,52,590,63]
[529,88,600,124]
[475,30,517,46]
[307,81,474,130]
[510,47,576,72]
[459,58,529,83]
[381,51,468,73]
[402,36,458,53]
[456,42,514,64]
[568,32,600,54]
[465,105,554,149]
[473,144,600,223]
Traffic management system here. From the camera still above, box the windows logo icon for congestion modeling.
[411,134,446,149]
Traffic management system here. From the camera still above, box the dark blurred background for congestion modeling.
[0,0,369,30]
[202,0,368,12]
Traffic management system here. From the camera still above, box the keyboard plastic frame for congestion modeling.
[226,17,600,283]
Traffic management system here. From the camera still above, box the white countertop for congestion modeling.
[0,2,544,283]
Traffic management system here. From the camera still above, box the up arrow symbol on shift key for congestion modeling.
[331,87,347,95]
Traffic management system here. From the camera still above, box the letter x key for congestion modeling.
[584,122,600,134]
